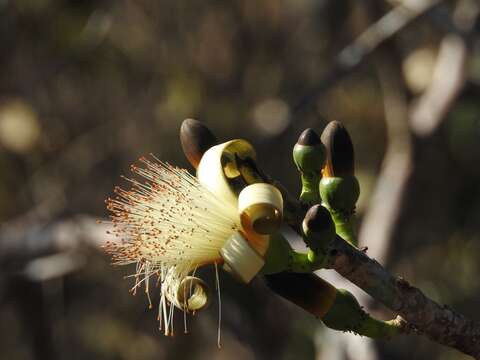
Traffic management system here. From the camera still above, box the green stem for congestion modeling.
[288,251,312,273]
[329,209,357,246]
[299,172,320,206]
[355,317,404,339]
[261,233,324,274]
[287,250,327,273]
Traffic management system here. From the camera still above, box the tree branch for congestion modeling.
[264,162,480,357]
[325,236,480,359]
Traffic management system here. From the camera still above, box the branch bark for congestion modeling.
[325,236,480,359]
[265,166,480,358]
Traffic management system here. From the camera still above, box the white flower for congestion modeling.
[104,143,283,340]
[104,156,240,335]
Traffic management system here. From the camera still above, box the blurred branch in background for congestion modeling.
[0,216,106,360]
[0,215,105,274]
[292,0,441,114]
[360,0,477,267]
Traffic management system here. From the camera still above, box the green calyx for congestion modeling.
[319,176,360,215]
[322,289,401,339]
[261,233,327,274]
[261,233,293,275]
[293,143,326,173]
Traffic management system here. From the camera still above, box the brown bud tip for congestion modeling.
[321,121,354,177]
[304,204,332,232]
[297,128,321,146]
[180,119,218,169]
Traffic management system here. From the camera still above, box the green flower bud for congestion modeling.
[293,128,325,205]
[293,128,325,172]
[319,120,359,246]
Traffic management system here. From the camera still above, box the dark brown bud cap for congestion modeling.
[321,121,354,177]
[304,204,333,233]
[297,128,321,146]
[180,119,218,169]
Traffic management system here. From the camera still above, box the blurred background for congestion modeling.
[1,0,480,359]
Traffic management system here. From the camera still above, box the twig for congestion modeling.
[325,236,480,359]
[272,180,480,357]
[266,168,480,357]
[409,33,468,136]
[0,215,107,276]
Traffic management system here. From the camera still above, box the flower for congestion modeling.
[103,140,284,339]
[104,155,240,335]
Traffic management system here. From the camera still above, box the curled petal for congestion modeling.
[220,232,265,283]
[238,183,283,236]
[163,273,210,312]
[197,139,256,205]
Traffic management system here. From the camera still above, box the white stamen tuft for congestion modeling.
[104,156,240,335]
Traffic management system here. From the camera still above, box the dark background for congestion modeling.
[1,1,480,359]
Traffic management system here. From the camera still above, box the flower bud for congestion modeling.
[180,118,218,169]
[320,121,360,234]
[293,128,325,173]
[302,204,336,254]
[264,272,337,318]
[293,128,325,205]
[321,120,354,178]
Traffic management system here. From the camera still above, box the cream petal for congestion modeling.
[197,139,256,206]
[238,183,283,235]
[220,232,265,283]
